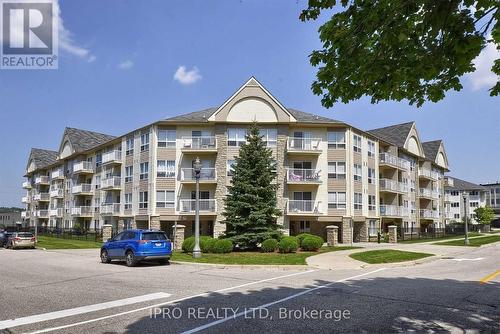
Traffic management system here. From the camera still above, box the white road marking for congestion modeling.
[0,292,172,330]
[24,269,319,334]
[181,268,387,334]
[449,257,484,262]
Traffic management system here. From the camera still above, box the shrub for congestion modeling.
[300,236,324,251]
[212,239,233,253]
[261,238,278,252]
[181,236,216,253]
[296,233,315,245]
[278,236,299,253]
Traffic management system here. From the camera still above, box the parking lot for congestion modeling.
[1,245,499,333]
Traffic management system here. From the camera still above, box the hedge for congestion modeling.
[182,236,217,253]
[261,238,278,252]
[300,236,324,251]
[278,236,299,253]
[296,233,315,245]
[212,239,233,253]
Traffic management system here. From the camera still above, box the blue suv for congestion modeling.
[100,229,172,267]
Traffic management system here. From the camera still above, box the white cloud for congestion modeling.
[467,37,500,91]
[173,65,202,85]
[118,60,134,70]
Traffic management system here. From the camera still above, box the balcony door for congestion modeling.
[293,192,312,211]
[192,130,212,148]
[293,131,312,149]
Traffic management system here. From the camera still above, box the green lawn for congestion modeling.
[398,232,483,244]
[349,249,434,264]
[36,236,103,249]
[171,246,360,265]
[434,235,500,247]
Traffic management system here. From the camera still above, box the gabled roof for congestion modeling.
[61,127,116,154]
[287,108,341,124]
[445,177,488,191]
[367,122,415,147]
[422,140,442,161]
[28,148,58,169]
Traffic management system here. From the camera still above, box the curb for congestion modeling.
[169,260,309,271]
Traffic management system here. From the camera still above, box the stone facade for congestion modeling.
[276,129,288,235]
[326,225,338,246]
[102,224,112,242]
[388,225,397,243]
[214,126,228,238]
[341,218,353,244]
[173,224,185,250]
[150,215,160,230]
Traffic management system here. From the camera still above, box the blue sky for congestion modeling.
[1,0,499,207]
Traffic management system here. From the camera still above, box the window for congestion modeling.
[368,195,376,211]
[227,159,235,176]
[124,193,132,210]
[410,180,416,192]
[228,128,246,146]
[125,166,133,183]
[451,202,460,208]
[470,201,479,208]
[96,153,102,167]
[354,193,363,210]
[327,131,346,149]
[140,133,150,151]
[126,137,134,155]
[469,191,478,196]
[156,190,175,208]
[328,162,346,179]
[328,192,346,209]
[157,160,175,178]
[261,129,277,147]
[94,175,101,189]
[368,168,375,184]
[140,162,149,180]
[299,221,310,233]
[454,214,460,219]
[158,129,176,148]
[353,134,362,153]
[367,140,375,157]
[353,164,362,181]
[139,191,148,209]
[369,220,377,236]
[451,191,459,196]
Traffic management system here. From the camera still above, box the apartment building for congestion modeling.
[481,182,500,227]
[21,77,450,243]
[0,209,22,229]
[443,177,488,224]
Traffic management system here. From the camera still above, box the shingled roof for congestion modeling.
[445,177,487,191]
[29,148,58,169]
[367,122,414,147]
[422,140,442,161]
[63,127,116,153]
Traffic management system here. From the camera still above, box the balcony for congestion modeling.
[418,168,439,180]
[100,177,121,190]
[420,209,439,219]
[179,199,216,214]
[287,169,321,184]
[35,176,49,185]
[72,184,93,195]
[181,136,217,152]
[287,138,322,154]
[380,205,408,217]
[180,168,216,182]
[73,161,94,174]
[51,168,64,180]
[22,181,31,189]
[50,188,64,198]
[379,153,409,170]
[379,179,407,193]
[100,203,121,216]
[444,194,452,202]
[444,212,454,219]
[35,210,49,218]
[21,211,30,219]
[71,206,93,217]
[22,196,30,203]
[419,188,439,199]
[49,208,64,217]
[102,150,122,165]
[287,200,322,215]
[33,193,50,202]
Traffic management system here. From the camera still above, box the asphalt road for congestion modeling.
[0,244,499,334]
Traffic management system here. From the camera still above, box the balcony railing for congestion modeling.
[287,169,321,183]
[51,168,64,179]
[418,168,439,180]
[22,196,30,203]
[444,194,451,202]
[35,210,49,218]
[287,138,322,152]
[72,184,93,195]
[419,188,440,199]
[380,205,408,217]
[181,136,217,150]
[22,181,31,189]
[100,203,121,215]
[50,188,64,198]
[35,176,49,185]
[71,206,93,217]
[100,177,121,189]
[180,168,216,181]
[287,200,322,214]
[379,153,410,170]
[73,161,94,174]
[445,212,454,219]
[179,199,216,213]
[102,150,122,164]
[49,208,64,217]
[379,179,407,193]
[420,209,439,219]
[33,193,50,202]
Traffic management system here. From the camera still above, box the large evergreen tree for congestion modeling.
[223,123,282,250]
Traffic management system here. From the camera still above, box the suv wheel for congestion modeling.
[125,250,137,267]
[100,250,111,263]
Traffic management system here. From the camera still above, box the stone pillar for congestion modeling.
[275,129,288,234]
[117,219,124,233]
[102,224,112,242]
[326,225,339,246]
[214,127,228,238]
[173,224,185,251]
[388,225,397,243]
[341,218,353,244]
[358,221,369,242]
[130,219,137,229]
[150,215,160,230]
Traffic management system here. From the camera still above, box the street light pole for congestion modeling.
[192,157,202,258]
[463,195,469,246]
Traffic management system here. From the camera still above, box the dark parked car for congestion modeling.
[0,232,11,247]
[100,230,172,267]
